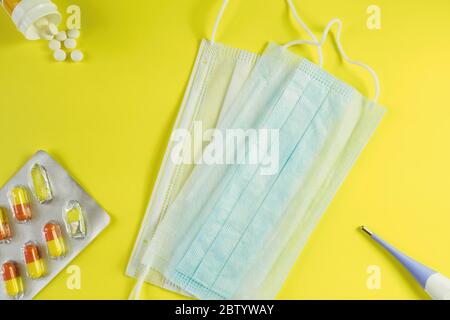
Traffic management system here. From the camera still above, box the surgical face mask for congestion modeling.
[236,19,385,300]
[126,10,259,295]
[159,41,384,300]
[131,0,386,300]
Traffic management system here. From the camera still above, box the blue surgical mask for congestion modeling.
[130,0,386,300]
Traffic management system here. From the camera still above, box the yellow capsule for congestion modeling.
[23,242,46,279]
[63,200,87,239]
[44,222,67,259]
[30,163,53,203]
[8,186,32,223]
[2,261,24,299]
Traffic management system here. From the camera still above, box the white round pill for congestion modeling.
[71,50,84,62]
[48,23,58,35]
[67,29,80,39]
[53,49,67,62]
[55,31,67,41]
[48,39,61,51]
[64,38,77,49]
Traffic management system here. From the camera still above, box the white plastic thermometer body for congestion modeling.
[425,273,450,300]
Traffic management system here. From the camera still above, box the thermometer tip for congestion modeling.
[360,226,373,236]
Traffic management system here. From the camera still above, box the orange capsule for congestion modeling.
[8,186,32,223]
[0,207,12,243]
[1,261,24,299]
[43,222,67,259]
[23,242,46,279]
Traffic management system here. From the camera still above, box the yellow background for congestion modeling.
[0,0,449,300]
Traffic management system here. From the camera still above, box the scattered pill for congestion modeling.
[53,49,67,62]
[48,39,61,51]
[64,200,87,239]
[0,207,12,243]
[30,163,53,203]
[48,23,58,35]
[8,186,32,223]
[67,28,80,39]
[1,261,24,299]
[55,31,67,41]
[64,38,77,49]
[44,222,67,259]
[70,50,84,62]
[23,242,46,279]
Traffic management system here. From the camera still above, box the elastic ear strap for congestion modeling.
[326,19,380,102]
[128,265,151,300]
[287,0,323,67]
[284,18,381,102]
[211,0,230,43]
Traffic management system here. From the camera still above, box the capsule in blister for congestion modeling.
[63,200,87,239]
[43,221,67,259]
[23,241,46,279]
[0,207,12,243]
[1,261,24,299]
[8,186,32,223]
[30,163,53,204]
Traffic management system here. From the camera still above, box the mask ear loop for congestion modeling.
[286,0,323,68]
[128,265,151,300]
[211,0,325,67]
[283,18,381,102]
[211,0,230,43]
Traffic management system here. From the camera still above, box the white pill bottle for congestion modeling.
[2,0,61,40]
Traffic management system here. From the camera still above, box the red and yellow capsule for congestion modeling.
[8,185,32,223]
[43,221,67,259]
[23,242,46,279]
[1,261,24,299]
[0,207,12,243]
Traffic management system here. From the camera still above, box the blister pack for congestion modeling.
[0,151,110,300]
